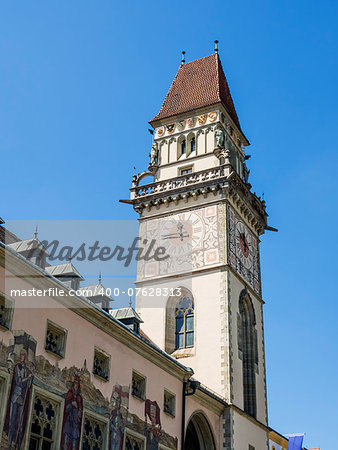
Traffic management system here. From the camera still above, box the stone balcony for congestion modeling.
[130,165,228,201]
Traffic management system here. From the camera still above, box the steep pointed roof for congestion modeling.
[150,53,241,131]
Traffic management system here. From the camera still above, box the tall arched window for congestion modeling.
[238,289,258,418]
[165,288,195,355]
[190,137,196,153]
[181,140,186,155]
[175,298,194,349]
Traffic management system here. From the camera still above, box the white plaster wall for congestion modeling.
[233,409,269,450]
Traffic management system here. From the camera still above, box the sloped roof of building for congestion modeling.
[150,53,241,132]
[45,262,84,280]
[110,306,143,323]
[7,237,50,256]
[78,283,113,300]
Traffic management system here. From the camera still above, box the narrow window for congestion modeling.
[181,140,186,155]
[28,393,60,449]
[0,294,13,330]
[190,137,196,153]
[164,390,176,417]
[175,298,194,349]
[238,290,258,418]
[93,348,110,381]
[132,371,146,400]
[45,320,67,358]
[180,168,192,176]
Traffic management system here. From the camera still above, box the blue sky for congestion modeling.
[1,1,338,448]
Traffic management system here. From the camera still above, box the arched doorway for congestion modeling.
[184,412,216,450]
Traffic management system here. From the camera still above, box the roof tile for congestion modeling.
[150,53,241,131]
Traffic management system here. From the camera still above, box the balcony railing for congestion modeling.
[131,166,227,200]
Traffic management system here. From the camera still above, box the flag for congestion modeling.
[286,434,304,450]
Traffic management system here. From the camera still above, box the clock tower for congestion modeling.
[126,49,270,449]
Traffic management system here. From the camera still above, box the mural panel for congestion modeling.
[0,330,178,450]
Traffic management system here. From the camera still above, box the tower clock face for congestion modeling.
[228,206,261,295]
[161,211,205,256]
[235,221,254,269]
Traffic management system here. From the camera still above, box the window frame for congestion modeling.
[131,370,146,401]
[181,139,186,155]
[190,136,196,154]
[175,298,194,350]
[26,385,64,450]
[179,165,193,177]
[45,319,68,359]
[0,371,10,438]
[92,347,111,382]
[124,428,146,449]
[80,409,109,450]
[163,389,176,418]
[0,293,14,331]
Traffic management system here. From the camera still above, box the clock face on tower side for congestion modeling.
[138,205,221,279]
[161,211,205,256]
[235,221,254,269]
[228,206,261,295]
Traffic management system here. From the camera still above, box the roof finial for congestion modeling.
[129,297,132,307]
[181,51,186,65]
[214,40,219,53]
[34,225,38,239]
[98,272,102,285]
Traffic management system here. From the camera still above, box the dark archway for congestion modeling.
[184,412,216,450]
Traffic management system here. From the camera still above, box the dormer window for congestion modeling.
[190,137,196,153]
[181,140,186,155]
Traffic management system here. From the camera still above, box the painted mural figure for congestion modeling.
[109,384,129,450]
[145,400,161,450]
[3,349,34,450]
[61,375,83,450]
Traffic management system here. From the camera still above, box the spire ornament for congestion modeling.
[181,51,186,65]
[214,40,219,53]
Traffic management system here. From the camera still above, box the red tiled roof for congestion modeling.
[150,53,241,131]
[140,329,158,347]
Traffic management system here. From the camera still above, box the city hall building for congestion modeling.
[0,49,306,449]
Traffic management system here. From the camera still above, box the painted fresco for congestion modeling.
[109,384,129,450]
[3,332,36,450]
[0,331,177,449]
[145,400,161,450]
[60,374,83,449]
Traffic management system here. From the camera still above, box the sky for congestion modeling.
[1,1,338,448]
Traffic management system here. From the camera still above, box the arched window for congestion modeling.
[175,298,194,349]
[181,140,186,155]
[190,137,196,153]
[238,289,258,418]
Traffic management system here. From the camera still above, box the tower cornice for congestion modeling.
[121,166,268,235]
